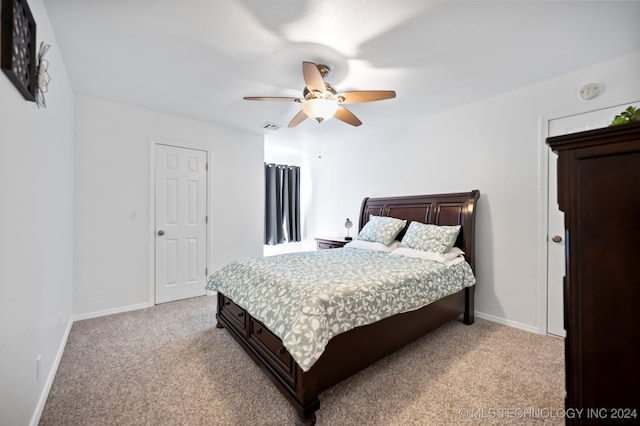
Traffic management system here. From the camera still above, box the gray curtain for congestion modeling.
[264,163,301,245]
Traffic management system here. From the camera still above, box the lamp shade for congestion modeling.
[344,218,353,240]
[302,98,339,122]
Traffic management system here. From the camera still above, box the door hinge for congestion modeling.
[205,163,208,171]
[205,215,208,224]
[205,267,208,276]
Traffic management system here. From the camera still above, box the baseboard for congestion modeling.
[474,311,540,334]
[29,318,73,426]
[73,302,151,322]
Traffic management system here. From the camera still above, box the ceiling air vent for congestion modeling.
[261,122,281,131]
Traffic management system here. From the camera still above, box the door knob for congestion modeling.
[551,235,562,243]
[157,230,165,236]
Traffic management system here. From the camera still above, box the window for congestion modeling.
[264,163,301,245]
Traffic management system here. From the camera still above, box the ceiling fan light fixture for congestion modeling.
[243,61,395,128]
[302,98,339,123]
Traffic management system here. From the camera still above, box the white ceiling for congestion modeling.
[44,0,640,141]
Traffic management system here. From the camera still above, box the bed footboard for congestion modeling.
[216,287,473,425]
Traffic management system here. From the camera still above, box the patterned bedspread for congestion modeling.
[206,247,476,371]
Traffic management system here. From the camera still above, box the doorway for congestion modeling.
[545,101,639,336]
[154,143,208,304]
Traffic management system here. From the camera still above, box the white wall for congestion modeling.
[73,95,264,317]
[0,1,75,424]
[305,53,640,332]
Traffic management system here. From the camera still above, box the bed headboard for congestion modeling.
[358,190,480,272]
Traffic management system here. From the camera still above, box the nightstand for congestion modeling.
[315,237,351,250]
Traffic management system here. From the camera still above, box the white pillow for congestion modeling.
[344,239,401,253]
[446,247,465,260]
[390,246,465,266]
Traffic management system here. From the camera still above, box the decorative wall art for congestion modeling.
[1,0,37,102]
[35,41,50,107]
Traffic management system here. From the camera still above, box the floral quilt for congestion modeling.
[206,247,476,371]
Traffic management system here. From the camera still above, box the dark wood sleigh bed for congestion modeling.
[215,190,480,425]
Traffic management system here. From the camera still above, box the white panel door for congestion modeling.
[546,102,639,336]
[155,144,207,304]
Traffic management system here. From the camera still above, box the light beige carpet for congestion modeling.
[40,296,564,425]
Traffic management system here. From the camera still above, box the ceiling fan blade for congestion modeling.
[302,62,326,93]
[243,96,302,102]
[334,106,362,127]
[337,90,396,104]
[288,110,308,128]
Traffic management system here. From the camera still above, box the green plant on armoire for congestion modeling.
[610,106,640,126]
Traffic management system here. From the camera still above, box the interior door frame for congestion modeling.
[148,138,212,305]
[536,95,640,335]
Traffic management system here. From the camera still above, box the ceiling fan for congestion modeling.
[244,61,396,128]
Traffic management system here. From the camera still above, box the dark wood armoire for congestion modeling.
[547,122,640,423]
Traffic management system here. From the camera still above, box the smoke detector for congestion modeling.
[579,83,601,101]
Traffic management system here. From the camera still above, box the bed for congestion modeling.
[208,190,480,425]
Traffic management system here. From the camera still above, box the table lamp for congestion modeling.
[345,218,353,240]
